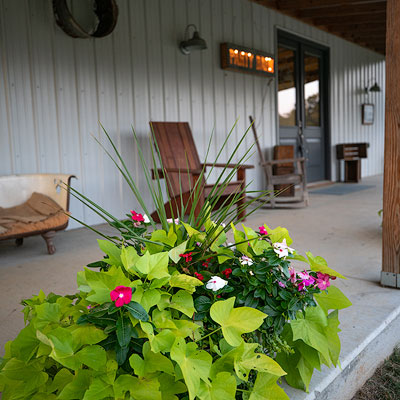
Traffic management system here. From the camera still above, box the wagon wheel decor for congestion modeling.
[52,0,118,38]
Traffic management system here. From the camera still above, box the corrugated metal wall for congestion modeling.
[0,0,385,228]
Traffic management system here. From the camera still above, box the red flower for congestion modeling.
[194,272,204,281]
[110,286,132,307]
[130,210,144,222]
[259,226,268,235]
[179,252,193,262]
[222,268,233,278]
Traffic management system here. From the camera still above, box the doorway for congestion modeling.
[277,30,330,182]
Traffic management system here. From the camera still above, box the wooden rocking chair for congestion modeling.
[149,121,253,221]
[249,116,309,208]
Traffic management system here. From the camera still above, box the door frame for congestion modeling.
[274,28,331,181]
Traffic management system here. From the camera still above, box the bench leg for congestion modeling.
[15,238,24,247]
[41,231,56,254]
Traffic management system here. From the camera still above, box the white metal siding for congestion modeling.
[0,0,385,227]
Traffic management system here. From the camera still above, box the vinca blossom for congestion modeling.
[240,255,253,266]
[316,272,331,290]
[110,286,132,307]
[297,270,315,291]
[130,210,150,227]
[206,276,228,291]
[259,226,268,235]
[273,239,294,259]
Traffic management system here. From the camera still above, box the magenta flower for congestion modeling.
[110,286,132,307]
[316,272,331,290]
[278,281,286,288]
[298,282,306,291]
[131,210,145,222]
[259,226,268,235]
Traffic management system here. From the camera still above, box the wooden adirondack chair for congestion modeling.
[249,116,309,208]
[149,121,253,221]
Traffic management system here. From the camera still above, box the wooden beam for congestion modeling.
[382,0,400,287]
[310,12,385,26]
[275,0,386,10]
[298,3,386,18]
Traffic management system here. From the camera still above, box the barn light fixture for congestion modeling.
[364,79,381,94]
[180,24,207,55]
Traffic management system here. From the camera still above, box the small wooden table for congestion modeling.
[336,143,368,183]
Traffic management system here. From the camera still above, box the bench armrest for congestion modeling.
[202,163,254,169]
[261,158,305,166]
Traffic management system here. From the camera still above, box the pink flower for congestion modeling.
[131,210,144,222]
[194,272,204,281]
[87,304,93,310]
[316,272,331,290]
[110,286,132,307]
[278,281,286,288]
[298,271,315,286]
[316,278,330,290]
[259,226,268,235]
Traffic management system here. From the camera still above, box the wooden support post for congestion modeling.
[381,0,400,288]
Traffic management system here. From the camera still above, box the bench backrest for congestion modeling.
[0,174,75,210]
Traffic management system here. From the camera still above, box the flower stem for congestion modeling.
[195,327,221,343]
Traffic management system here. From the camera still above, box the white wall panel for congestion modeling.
[0,0,385,228]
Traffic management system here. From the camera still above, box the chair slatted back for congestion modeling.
[150,122,202,195]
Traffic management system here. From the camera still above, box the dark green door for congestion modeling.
[277,31,329,182]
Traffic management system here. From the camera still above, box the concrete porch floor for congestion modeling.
[1,174,399,399]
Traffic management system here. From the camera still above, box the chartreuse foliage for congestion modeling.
[0,240,288,400]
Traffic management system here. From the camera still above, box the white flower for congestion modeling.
[166,218,179,224]
[273,239,294,259]
[143,214,150,224]
[206,276,228,291]
[249,270,254,276]
[221,222,226,228]
[240,255,253,266]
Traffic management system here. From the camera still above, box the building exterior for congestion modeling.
[0,0,385,228]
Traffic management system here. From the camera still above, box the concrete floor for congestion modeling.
[1,174,399,399]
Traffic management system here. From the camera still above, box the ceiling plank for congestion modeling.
[275,0,386,10]
[297,3,386,18]
[309,13,385,26]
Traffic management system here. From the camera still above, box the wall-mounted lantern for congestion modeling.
[179,24,207,55]
[364,79,381,94]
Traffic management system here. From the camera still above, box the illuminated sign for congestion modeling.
[220,43,274,76]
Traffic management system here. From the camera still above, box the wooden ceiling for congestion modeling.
[252,0,387,55]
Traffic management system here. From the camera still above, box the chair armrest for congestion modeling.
[261,158,305,166]
[202,163,254,169]
[151,167,202,179]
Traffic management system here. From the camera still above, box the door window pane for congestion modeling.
[278,47,296,126]
[304,55,320,127]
